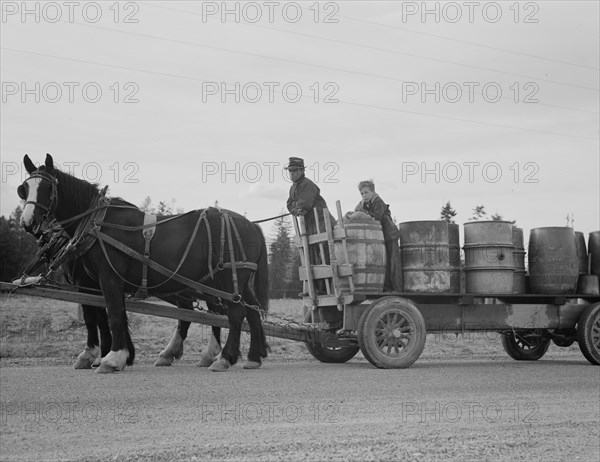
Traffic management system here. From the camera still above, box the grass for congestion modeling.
[0,293,586,366]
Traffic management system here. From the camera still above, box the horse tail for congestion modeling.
[253,224,269,312]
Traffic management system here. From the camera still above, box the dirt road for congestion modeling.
[1,357,598,462]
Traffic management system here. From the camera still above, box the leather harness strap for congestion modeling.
[94,230,248,303]
[223,210,239,298]
[134,213,157,299]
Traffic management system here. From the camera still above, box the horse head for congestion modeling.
[19,153,59,237]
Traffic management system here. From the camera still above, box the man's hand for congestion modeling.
[292,208,307,216]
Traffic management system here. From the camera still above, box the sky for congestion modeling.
[1,1,599,245]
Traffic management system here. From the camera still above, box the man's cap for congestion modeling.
[284,157,305,170]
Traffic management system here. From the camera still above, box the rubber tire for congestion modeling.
[576,303,600,365]
[303,312,360,363]
[357,297,426,369]
[501,330,551,361]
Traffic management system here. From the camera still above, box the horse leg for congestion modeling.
[197,326,222,367]
[155,319,191,366]
[155,298,194,366]
[209,302,244,372]
[96,276,135,374]
[242,290,270,370]
[74,305,101,369]
[97,307,112,360]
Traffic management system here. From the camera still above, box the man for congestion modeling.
[285,157,336,293]
[286,157,336,236]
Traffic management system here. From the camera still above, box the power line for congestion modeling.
[50,20,600,109]
[337,13,600,72]
[3,47,597,141]
[147,2,600,73]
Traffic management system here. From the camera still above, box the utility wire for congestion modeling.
[3,47,597,141]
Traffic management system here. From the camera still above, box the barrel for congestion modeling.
[463,221,514,294]
[574,231,588,275]
[399,221,460,293]
[335,218,386,292]
[512,226,526,293]
[589,231,600,277]
[528,227,579,294]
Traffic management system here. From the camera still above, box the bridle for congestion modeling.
[19,171,59,237]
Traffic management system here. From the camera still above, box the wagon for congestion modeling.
[289,202,600,368]
[3,202,599,368]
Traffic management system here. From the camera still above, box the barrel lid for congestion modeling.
[400,220,457,225]
[464,220,514,225]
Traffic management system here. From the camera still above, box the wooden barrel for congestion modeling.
[399,221,460,293]
[589,231,600,277]
[512,226,526,293]
[528,227,578,294]
[335,220,386,292]
[463,221,514,294]
[574,231,588,275]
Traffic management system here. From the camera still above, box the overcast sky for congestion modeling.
[1,1,598,243]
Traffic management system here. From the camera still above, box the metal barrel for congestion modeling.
[399,221,460,293]
[574,231,588,275]
[336,220,386,292]
[512,226,526,293]
[589,231,600,277]
[528,227,579,294]
[463,221,514,294]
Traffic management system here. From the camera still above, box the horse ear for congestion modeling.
[24,155,36,174]
[45,153,54,173]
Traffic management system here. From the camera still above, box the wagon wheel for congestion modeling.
[576,302,600,365]
[303,311,360,363]
[501,330,551,361]
[357,297,426,369]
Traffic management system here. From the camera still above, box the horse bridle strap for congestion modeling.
[22,172,59,235]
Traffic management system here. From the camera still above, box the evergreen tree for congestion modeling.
[268,215,292,298]
[0,206,38,281]
[440,201,457,223]
[140,196,155,213]
[470,205,487,221]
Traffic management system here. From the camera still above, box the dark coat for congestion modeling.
[355,194,400,241]
[287,175,336,234]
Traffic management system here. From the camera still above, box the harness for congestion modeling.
[20,174,259,306]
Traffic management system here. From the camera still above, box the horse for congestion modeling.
[19,154,270,373]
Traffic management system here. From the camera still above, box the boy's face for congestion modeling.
[360,187,374,201]
[288,168,303,182]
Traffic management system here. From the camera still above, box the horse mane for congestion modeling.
[51,167,101,215]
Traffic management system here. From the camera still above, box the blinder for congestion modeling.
[17,183,27,200]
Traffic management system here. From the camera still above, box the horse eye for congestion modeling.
[17,184,27,200]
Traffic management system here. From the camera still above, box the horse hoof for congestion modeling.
[242,360,262,370]
[154,356,174,367]
[208,357,231,372]
[74,346,100,369]
[95,363,118,374]
[73,358,93,369]
[196,356,214,368]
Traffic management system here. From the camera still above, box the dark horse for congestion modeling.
[19,154,270,373]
